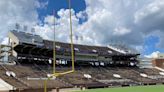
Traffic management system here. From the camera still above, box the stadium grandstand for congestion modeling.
[0,30,164,92]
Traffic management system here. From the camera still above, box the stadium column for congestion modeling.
[8,38,10,62]
[8,38,12,62]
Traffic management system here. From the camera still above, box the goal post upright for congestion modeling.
[44,0,75,91]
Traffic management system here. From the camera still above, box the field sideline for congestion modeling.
[75,85,164,92]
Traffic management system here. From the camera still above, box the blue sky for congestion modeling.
[144,36,164,55]
[0,0,164,57]
[37,0,86,21]
[144,36,159,55]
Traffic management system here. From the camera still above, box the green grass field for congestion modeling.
[75,85,164,92]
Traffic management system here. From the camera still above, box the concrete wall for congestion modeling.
[8,32,19,58]
[0,78,14,92]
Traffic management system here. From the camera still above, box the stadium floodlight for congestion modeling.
[31,28,35,36]
[15,23,20,32]
[44,0,75,92]
[23,25,28,32]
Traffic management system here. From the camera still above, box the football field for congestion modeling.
[75,85,164,92]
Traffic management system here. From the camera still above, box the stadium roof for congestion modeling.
[11,30,43,45]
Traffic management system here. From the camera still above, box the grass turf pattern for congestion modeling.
[76,85,164,92]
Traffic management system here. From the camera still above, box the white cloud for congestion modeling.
[36,1,49,9]
[36,0,164,52]
[134,0,164,23]
[1,0,164,55]
[44,15,55,25]
[113,27,131,36]
[75,0,145,45]
[34,9,80,43]
[27,0,163,55]
[1,37,9,45]
[133,0,164,49]
[0,0,40,43]
[144,51,160,58]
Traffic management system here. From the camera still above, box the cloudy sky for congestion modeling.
[0,0,164,57]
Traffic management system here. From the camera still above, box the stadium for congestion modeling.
[1,0,164,92]
[0,30,164,92]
